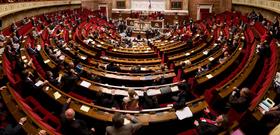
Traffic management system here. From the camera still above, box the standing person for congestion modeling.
[105,113,142,135]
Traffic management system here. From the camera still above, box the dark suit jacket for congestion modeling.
[60,104,93,135]
[228,92,250,112]
[0,124,22,135]
[141,92,159,109]
[173,90,195,110]
[197,121,221,135]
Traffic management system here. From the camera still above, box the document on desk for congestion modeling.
[147,89,161,96]
[203,51,209,55]
[206,74,213,79]
[115,90,128,96]
[35,80,44,87]
[101,88,111,94]
[176,106,193,120]
[80,81,91,88]
[45,86,50,91]
[140,67,147,71]
[135,91,144,96]
[144,76,153,80]
[80,55,87,60]
[171,86,179,92]
[124,118,131,125]
[44,59,50,64]
[80,105,90,112]
[53,92,61,100]
[208,57,214,61]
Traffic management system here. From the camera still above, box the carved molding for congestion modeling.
[0,0,81,18]
[232,0,280,14]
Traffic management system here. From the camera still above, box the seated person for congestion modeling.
[93,89,119,108]
[141,87,159,109]
[259,103,280,131]
[61,69,79,92]
[46,71,60,86]
[196,66,205,76]
[123,89,139,110]
[152,76,165,86]
[227,87,252,112]
[219,51,230,64]
[22,69,48,97]
[60,98,95,135]
[131,65,141,73]
[105,113,142,135]
[0,117,27,135]
[194,108,229,135]
[172,82,195,109]
[106,62,120,72]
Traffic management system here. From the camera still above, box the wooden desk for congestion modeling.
[197,42,244,84]
[3,85,61,135]
[217,43,258,98]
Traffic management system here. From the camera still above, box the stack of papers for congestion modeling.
[45,86,50,91]
[44,59,50,64]
[124,118,131,125]
[206,74,213,79]
[209,57,214,61]
[176,107,193,120]
[35,80,44,87]
[80,105,90,112]
[53,92,61,99]
[80,81,91,88]
[80,56,87,60]
[147,89,161,96]
[140,68,147,71]
[115,90,127,96]
[203,51,209,55]
[171,86,179,92]
[135,91,144,96]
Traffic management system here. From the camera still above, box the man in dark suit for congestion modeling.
[0,116,27,135]
[227,87,252,112]
[141,87,159,109]
[172,82,195,110]
[21,69,48,97]
[60,98,95,135]
[260,104,280,131]
[194,108,229,135]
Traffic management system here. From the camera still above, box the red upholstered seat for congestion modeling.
[68,91,93,103]
[177,129,199,135]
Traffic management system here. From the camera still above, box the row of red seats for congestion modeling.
[2,54,21,88]
[9,85,61,134]
[250,39,278,110]
[254,22,267,36]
